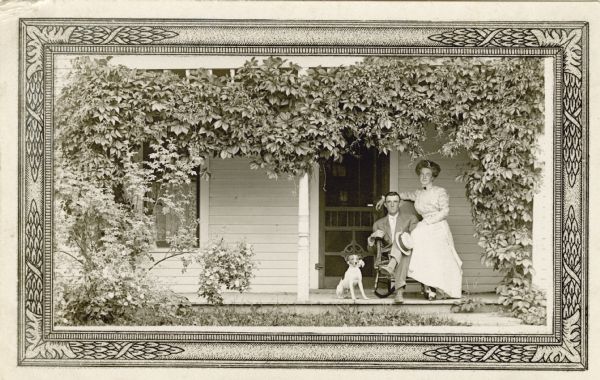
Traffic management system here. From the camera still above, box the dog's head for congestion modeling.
[345,254,365,268]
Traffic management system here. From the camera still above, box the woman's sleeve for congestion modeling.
[408,215,419,232]
[423,188,450,224]
[399,190,417,201]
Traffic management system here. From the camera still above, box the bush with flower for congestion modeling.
[197,239,256,305]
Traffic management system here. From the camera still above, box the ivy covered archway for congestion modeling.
[55,55,545,322]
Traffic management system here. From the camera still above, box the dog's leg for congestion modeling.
[358,280,369,300]
[349,282,357,300]
[336,280,345,299]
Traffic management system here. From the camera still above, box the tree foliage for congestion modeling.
[55,55,545,321]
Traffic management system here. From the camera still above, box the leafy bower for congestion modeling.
[56,56,545,309]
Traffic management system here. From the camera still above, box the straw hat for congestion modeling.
[395,231,414,255]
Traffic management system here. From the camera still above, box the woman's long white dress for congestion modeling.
[400,186,463,298]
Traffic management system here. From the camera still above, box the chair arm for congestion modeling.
[373,239,390,267]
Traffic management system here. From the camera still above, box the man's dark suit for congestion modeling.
[368,201,420,290]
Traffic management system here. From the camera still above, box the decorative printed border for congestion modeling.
[18,19,588,369]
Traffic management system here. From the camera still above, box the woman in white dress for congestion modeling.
[399,160,463,300]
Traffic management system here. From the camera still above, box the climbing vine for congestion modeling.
[55,55,544,321]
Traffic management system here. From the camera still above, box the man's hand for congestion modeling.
[370,230,385,239]
[368,229,385,246]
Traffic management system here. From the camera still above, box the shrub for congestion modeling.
[197,239,256,305]
[451,295,486,313]
[55,254,192,325]
[126,289,193,326]
[451,282,486,313]
[497,283,547,325]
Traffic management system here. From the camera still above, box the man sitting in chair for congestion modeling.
[367,191,420,304]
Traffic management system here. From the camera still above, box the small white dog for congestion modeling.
[336,254,369,300]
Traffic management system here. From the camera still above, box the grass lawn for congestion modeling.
[61,304,471,327]
[170,305,469,327]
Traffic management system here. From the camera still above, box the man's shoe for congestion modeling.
[394,290,404,304]
[379,259,397,277]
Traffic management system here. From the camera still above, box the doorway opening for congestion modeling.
[318,147,389,288]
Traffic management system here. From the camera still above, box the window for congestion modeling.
[139,67,242,248]
[153,180,199,248]
[141,69,200,248]
[141,143,200,248]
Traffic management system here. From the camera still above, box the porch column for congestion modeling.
[198,158,210,247]
[390,151,399,191]
[297,172,310,301]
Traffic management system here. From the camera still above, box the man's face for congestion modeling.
[384,195,400,216]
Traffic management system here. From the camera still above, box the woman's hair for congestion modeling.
[415,160,441,177]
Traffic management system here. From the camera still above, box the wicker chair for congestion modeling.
[373,238,395,298]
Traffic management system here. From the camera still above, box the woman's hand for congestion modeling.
[375,195,386,211]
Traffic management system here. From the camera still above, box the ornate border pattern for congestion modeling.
[423,344,538,363]
[69,341,184,360]
[24,199,43,316]
[18,20,587,369]
[427,27,585,366]
[428,28,540,47]
[68,26,179,45]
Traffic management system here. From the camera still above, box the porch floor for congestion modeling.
[185,289,500,306]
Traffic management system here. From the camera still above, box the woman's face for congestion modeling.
[419,168,434,188]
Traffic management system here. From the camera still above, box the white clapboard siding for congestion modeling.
[150,157,300,294]
[54,55,82,101]
[397,134,502,292]
[148,158,300,295]
[207,158,299,293]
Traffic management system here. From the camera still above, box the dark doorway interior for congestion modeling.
[318,147,389,288]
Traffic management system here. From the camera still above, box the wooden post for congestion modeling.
[199,159,210,248]
[390,151,399,191]
[297,172,310,302]
[309,164,320,289]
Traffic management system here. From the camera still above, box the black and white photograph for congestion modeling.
[49,53,553,330]
[0,0,595,375]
